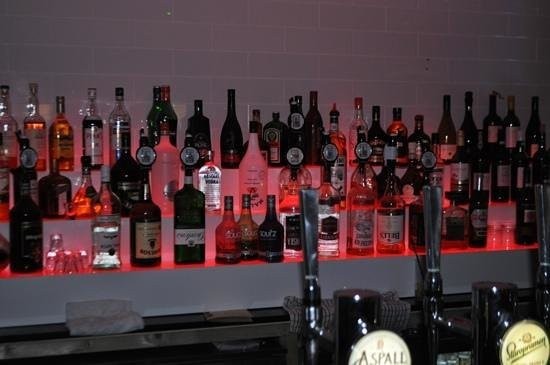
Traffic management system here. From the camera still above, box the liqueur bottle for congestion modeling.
[525,96,541,158]
[198,150,221,212]
[442,193,468,249]
[0,85,18,169]
[0,134,8,220]
[437,94,457,163]
[304,91,323,166]
[503,95,520,153]
[386,107,408,167]
[9,144,42,273]
[38,158,72,218]
[460,91,478,150]
[469,174,489,247]
[347,131,376,256]
[239,120,267,214]
[220,89,243,168]
[12,133,38,205]
[367,105,387,166]
[110,133,142,216]
[400,151,423,206]
[348,97,368,167]
[482,93,502,157]
[186,100,211,167]
[91,165,122,269]
[23,83,46,171]
[174,141,205,264]
[449,130,471,204]
[287,96,306,153]
[238,194,258,260]
[151,120,179,216]
[376,136,402,198]
[69,155,97,219]
[511,139,529,201]
[244,109,269,157]
[263,112,289,167]
[82,88,103,168]
[533,124,550,185]
[328,104,347,208]
[409,151,437,250]
[515,162,536,245]
[215,196,241,264]
[160,85,178,147]
[319,131,340,257]
[146,86,162,146]
[491,138,511,202]
[49,96,74,171]
[406,114,430,163]
[258,195,284,263]
[108,87,132,166]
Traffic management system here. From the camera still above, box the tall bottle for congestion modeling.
[215,196,241,264]
[407,114,430,163]
[460,91,478,150]
[220,89,243,168]
[503,95,520,153]
[91,165,122,269]
[108,87,132,166]
[174,145,205,264]
[158,85,178,147]
[304,91,323,166]
[151,121,179,216]
[533,124,550,185]
[186,100,211,167]
[244,109,269,157]
[23,83,46,171]
[0,85,18,169]
[328,104,347,208]
[491,138,510,202]
[515,162,536,245]
[525,96,541,158]
[511,139,529,201]
[287,96,306,153]
[49,96,74,171]
[69,155,97,219]
[146,86,162,146]
[258,195,284,263]
[239,120,267,214]
[471,129,490,195]
[347,131,376,256]
[437,95,457,163]
[110,132,142,216]
[263,112,289,167]
[367,105,387,166]
[348,97,368,167]
[38,158,72,218]
[82,88,103,169]
[319,132,340,257]
[386,107,408,167]
[482,93,502,156]
[198,150,221,212]
[469,173,489,247]
[449,130,471,204]
[0,134,8,220]
[9,146,42,273]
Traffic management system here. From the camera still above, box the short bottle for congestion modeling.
[23,83,47,171]
[69,155,97,219]
[437,95,457,164]
[220,89,243,168]
[367,105,387,166]
[49,96,74,171]
[442,194,468,250]
[110,133,142,216]
[186,100,211,167]
[239,120,267,214]
[151,121,179,216]
[91,165,122,269]
[108,87,132,166]
[82,87,103,169]
[198,150,221,212]
[407,114,430,163]
[386,107,408,167]
[469,173,489,248]
[258,195,284,263]
[238,194,259,260]
[263,112,289,167]
[215,196,241,264]
[38,158,72,218]
[0,85,18,169]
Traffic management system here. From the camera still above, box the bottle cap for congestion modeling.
[115,87,124,98]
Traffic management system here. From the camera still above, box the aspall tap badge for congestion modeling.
[500,320,549,365]
[348,330,411,365]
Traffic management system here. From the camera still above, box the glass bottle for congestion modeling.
[407,114,430,163]
[110,132,142,216]
[525,96,541,158]
[0,134,8,220]
[503,95,520,152]
[471,129,491,195]
[437,95,457,163]
[533,124,550,185]
[442,194,468,250]
[238,194,258,260]
[386,107,408,167]
[239,120,267,214]
[328,104,347,208]
[482,93,502,157]
[38,158,72,218]
[130,169,161,266]
[220,89,243,168]
[146,86,162,146]
[400,151,423,206]
[69,155,97,219]
[158,85,178,147]
[23,83,47,171]
[215,196,241,264]
[151,121,179,216]
[198,150,221,212]
[511,139,529,201]
[318,161,340,257]
[91,165,122,269]
[347,131,376,256]
[491,138,511,202]
[304,91,323,166]
[469,173,489,248]
[367,105,387,167]
[49,96,74,171]
[263,112,289,167]
[258,194,284,263]
[186,100,211,167]
[515,163,536,245]
[108,87,132,166]
[460,91,478,150]
[348,97,368,167]
[82,88,103,169]
[287,96,306,153]
[12,134,38,205]
[0,85,18,169]
[449,130,471,204]
[376,136,402,198]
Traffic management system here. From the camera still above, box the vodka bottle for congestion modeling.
[198,150,221,212]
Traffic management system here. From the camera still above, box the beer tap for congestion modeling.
[535,183,550,329]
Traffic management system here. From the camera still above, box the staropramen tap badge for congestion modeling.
[500,320,549,365]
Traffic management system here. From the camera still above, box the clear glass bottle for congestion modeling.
[0,85,18,169]
[38,158,72,218]
[220,89,243,168]
[238,194,259,260]
[258,194,284,263]
[91,165,122,269]
[215,196,241,264]
[348,97,368,167]
[23,83,47,171]
[263,112,289,167]
[108,87,131,166]
[318,164,340,257]
[151,121,179,216]
[69,155,97,219]
[367,105,387,167]
[82,88,103,169]
[304,91,323,166]
[386,107,408,167]
[329,104,347,208]
[198,150,221,212]
[49,96,74,171]
[449,130,471,204]
[442,194,468,250]
[186,100,211,167]
[239,120,267,214]
[437,95,457,163]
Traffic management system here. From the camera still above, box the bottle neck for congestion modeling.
[415,120,423,132]
[184,170,193,186]
[247,130,259,149]
[87,98,98,117]
[227,91,236,118]
[354,106,364,122]
[194,101,203,116]
[56,99,65,115]
[265,200,277,220]
[27,95,39,117]
[142,176,151,201]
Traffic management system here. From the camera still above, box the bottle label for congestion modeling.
[264,127,281,164]
[282,213,301,250]
[117,181,141,210]
[401,184,416,205]
[383,146,397,161]
[505,126,519,149]
[193,132,210,160]
[241,166,266,211]
[51,135,74,160]
[488,125,499,143]
[20,221,43,265]
[175,228,205,247]
[318,209,339,242]
[0,167,8,204]
[290,113,304,130]
[25,128,46,156]
[499,320,549,365]
[450,162,470,193]
[259,228,283,255]
[524,209,536,224]
[444,216,465,240]
[350,209,373,249]
[369,140,385,165]
[347,330,412,365]
[56,186,68,216]
[135,221,161,259]
[470,208,488,229]
[110,121,130,151]
[1,131,17,159]
[407,141,422,161]
[377,213,404,244]
[516,166,525,188]
[84,125,103,165]
[497,165,511,187]
[429,169,444,188]
[439,143,456,161]
[198,167,221,211]
[92,214,121,254]
[330,161,346,201]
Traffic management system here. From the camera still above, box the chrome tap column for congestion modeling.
[535,183,550,329]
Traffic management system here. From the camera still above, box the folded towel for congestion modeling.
[66,299,144,336]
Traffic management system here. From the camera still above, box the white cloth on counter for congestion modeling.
[66,299,144,336]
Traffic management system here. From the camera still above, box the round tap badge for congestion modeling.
[180,146,200,167]
[348,330,411,365]
[500,320,549,365]
[135,145,157,168]
[355,141,372,162]
[20,147,38,169]
[322,142,338,164]
[286,147,304,167]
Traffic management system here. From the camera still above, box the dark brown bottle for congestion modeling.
[110,133,142,216]
[220,89,243,169]
[186,100,211,167]
[263,112,289,167]
[406,114,430,163]
[525,96,541,158]
[491,138,510,202]
[304,91,323,166]
[386,107,408,167]
[367,106,387,166]
[460,91,478,150]
[38,158,72,218]
[258,195,284,263]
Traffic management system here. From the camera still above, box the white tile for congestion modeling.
[481,0,538,15]
[94,48,173,75]
[213,25,284,52]
[4,16,53,44]
[507,61,550,84]
[284,79,354,108]
[9,45,94,73]
[319,3,386,31]
[250,0,318,27]
[174,0,248,25]
[353,31,418,57]
[211,78,285,105]
[538,39,550,62]
[449,11,507,36]
[174,51,248,78]
[6,0,53,16]
[479,37,536,61]
[135,21,212,50]
[249,52,319,78]
[134,76,211,105]
[419,34,478,58]
[508,15,550,38]
[286,27,352,55]
[387,8,448,33]
[51,18,134,47]
[354,81,417,107]
[449,59,510,84]
[94,0,174,21]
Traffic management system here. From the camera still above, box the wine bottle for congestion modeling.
[198,150,221,212]
[319,131,340,257]
[287,96,306,152]
[348,97,368,167]
[186,100,211,167]
[367,105,387,166]
[386,107,408,167]
[471,129,490,195]
[23,83,46,171]
[258,194,284,263]
[469,173,489,247]
[0,85,18,169]
[449,130,471,204]
[38,158,72,218]
[238,194,259,260]
[263,112,289,167]
[515,163,536,245]
[460,91,478,150]
[215,196,241,264]
[304,91,323,166]
[503,95,520,152]
[491,138,510,202]
[437,95,457,163]
[239,120,267,214]
[151,120,179,216]
[91,165,122,269]
[533,124,550,185]
[407,114,430,163]
[511,139,529,201]
[525,96,541,158]
[0,134,8,220]
[482,93,502,157]
[108,87,132,166]
[110,132,142,216]
[69,155,97,219]
[158,85,178,147]
[146,86,162,146]
[220,89,243,168]
[49,96,74,171]
[82,88,103,169]
[376,135,402,198]
[328,104,347,208]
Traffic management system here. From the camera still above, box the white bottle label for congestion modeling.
[331,160,346,200]
[198,166,221,211]
[524,209,536,223]
[377,213,404,244]
[290,113,304,130]
[84,126,103,164]
[92,214,121,253]
[470,208,488,229]
[401,184,416,205]
[135,221,161,259]
[348,330,412,365]
[516,166,525,188]
[350,209,374,249]
[175,228,205,247]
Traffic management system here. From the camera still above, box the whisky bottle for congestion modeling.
[0,85,18,169]
[239,120,267,214]
[82,88,103,168]
[367,105,387,166]
[304,91,323,166]
[407,114,430,163]
[216,196,241,264]
[258,194,284,263]
[220,89,243,168]
[437,95,457,163]
[108,87,132,166]
[38,158,72,218]
[151,120,179,216]
[12,134,38,205]
[110,132,142,216]
[23,83,47,171]
[348,97,368,167]
[186,100,211,167]
[387,107,408,167]
[442,193,468,250]
[198,150,221,212]
[69,155,97,219]
[263,112,289,167]
[49,96,74,171]
[238,194,259,260]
